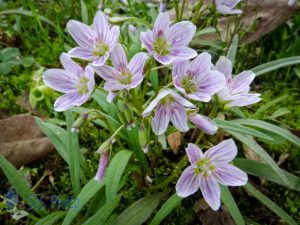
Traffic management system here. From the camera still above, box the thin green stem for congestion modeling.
[147,155,188,191]
[195,131,204,145]
[179,0,186,20]
[173,0,180,22]
[32,171,48,191]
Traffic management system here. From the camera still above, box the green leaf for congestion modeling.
[149,193,182,225]
[227,131,289,186]
[234,158,300,192]
[228,107,246,118]
[114,193,164,225]
[62,179,105,225]
[80,0,89,24]
[269,108,291,119]
[253,95,287,118]
[226,35,239,64]
[149,62,159,92]
[92,89,117,117]
[22,56,34,67]
[106,150,132,202]
[35,211,66,225]
[0,154,48,216]
[65,111,81,196]
[220,186,245,225]
[0,9,56,28]
[234,119,300,147]
[1,47,20,61]
[214,119,273,141]
[244,183,298,225]
[194,27,216,37]
[35,117,68,163]
[251,56,300,77]
[83,195,121,225]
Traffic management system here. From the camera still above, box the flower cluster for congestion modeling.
[43,10,260,211]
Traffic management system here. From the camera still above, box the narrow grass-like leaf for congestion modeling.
[0,9,55,28]
[214,119,273,141]
[35,117,68,163]
[220,186,245,225]
[228,107,246,118]
[234,158,300,192]
[253,95,287,117]
[270,108,291,119]
[92,89,117,116]
[251,56,300,77]
[149,193,182,225]
[234,119,300,147]
[83,195,121,225]
[195,27,217,37]
[0,155,48,216]
[226,35,239,64]
[62,179,105,225]
[65,111,81,196]
[244,183,298,225]
[35,211,66,225]
[106,150,132,202]
[80,0,89,24]
[228,131,289,185]
[114,193,164,225]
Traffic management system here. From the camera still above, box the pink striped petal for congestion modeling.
[43,69,78,93]
[67,20,96,47]
[176,165,200,197]
[153,13,170,37]
[189,52,211,75]
[128,52,148,77]
[199,176,221,211]
[94,65,119,80]
[216,56,232,81]
[68,47,95,61]
[167,21,196,46]
[140,30,155,52]
[93,11,109,41]
[151,104,170,135]
[110,44,128,72]
[189,114,218,135]
[186,143,203,164]
[169,103,189,132]
[204,139,237,163]
[171,47,197,60]
[60,53,83,75]
[54,91,87,112]
[213,162,248,186]
[230,71,255,94]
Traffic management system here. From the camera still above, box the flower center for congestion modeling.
[119,70,132,85]
[180,75,198,94]
[77,77,89,95]
[153,37,170,56]
[194,158,215,177]
[93,42,109,57]
[160,95,175,105]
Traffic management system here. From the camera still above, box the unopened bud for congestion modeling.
[71,113,88,133]
[104,8,112,16]
[96,138,113,154]
[128,24,137,33]
[159,1,167,12]
[123,104,133,125]
[95,151,109,182]
[139,125,148,152]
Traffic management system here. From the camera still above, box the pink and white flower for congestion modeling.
[216,56,261,108]
[142,89,196,135]
[43,53,95,111]
[67,11,120,67]
[140,13,197,65]
[176,139,248,210]
[173,52,226,102]
[94,44,148,103]
[215,0,242,15]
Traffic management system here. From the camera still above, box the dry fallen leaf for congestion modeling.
[0,114,54,167]
[167,131,183,154]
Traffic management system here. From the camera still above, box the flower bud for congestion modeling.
[96,138,113,154]
[95,151,109,182]
[128,24,137,33]
[71,113,88,133]
[159,1,167,12]
[123,104,133,125]
[139,125,148,153]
